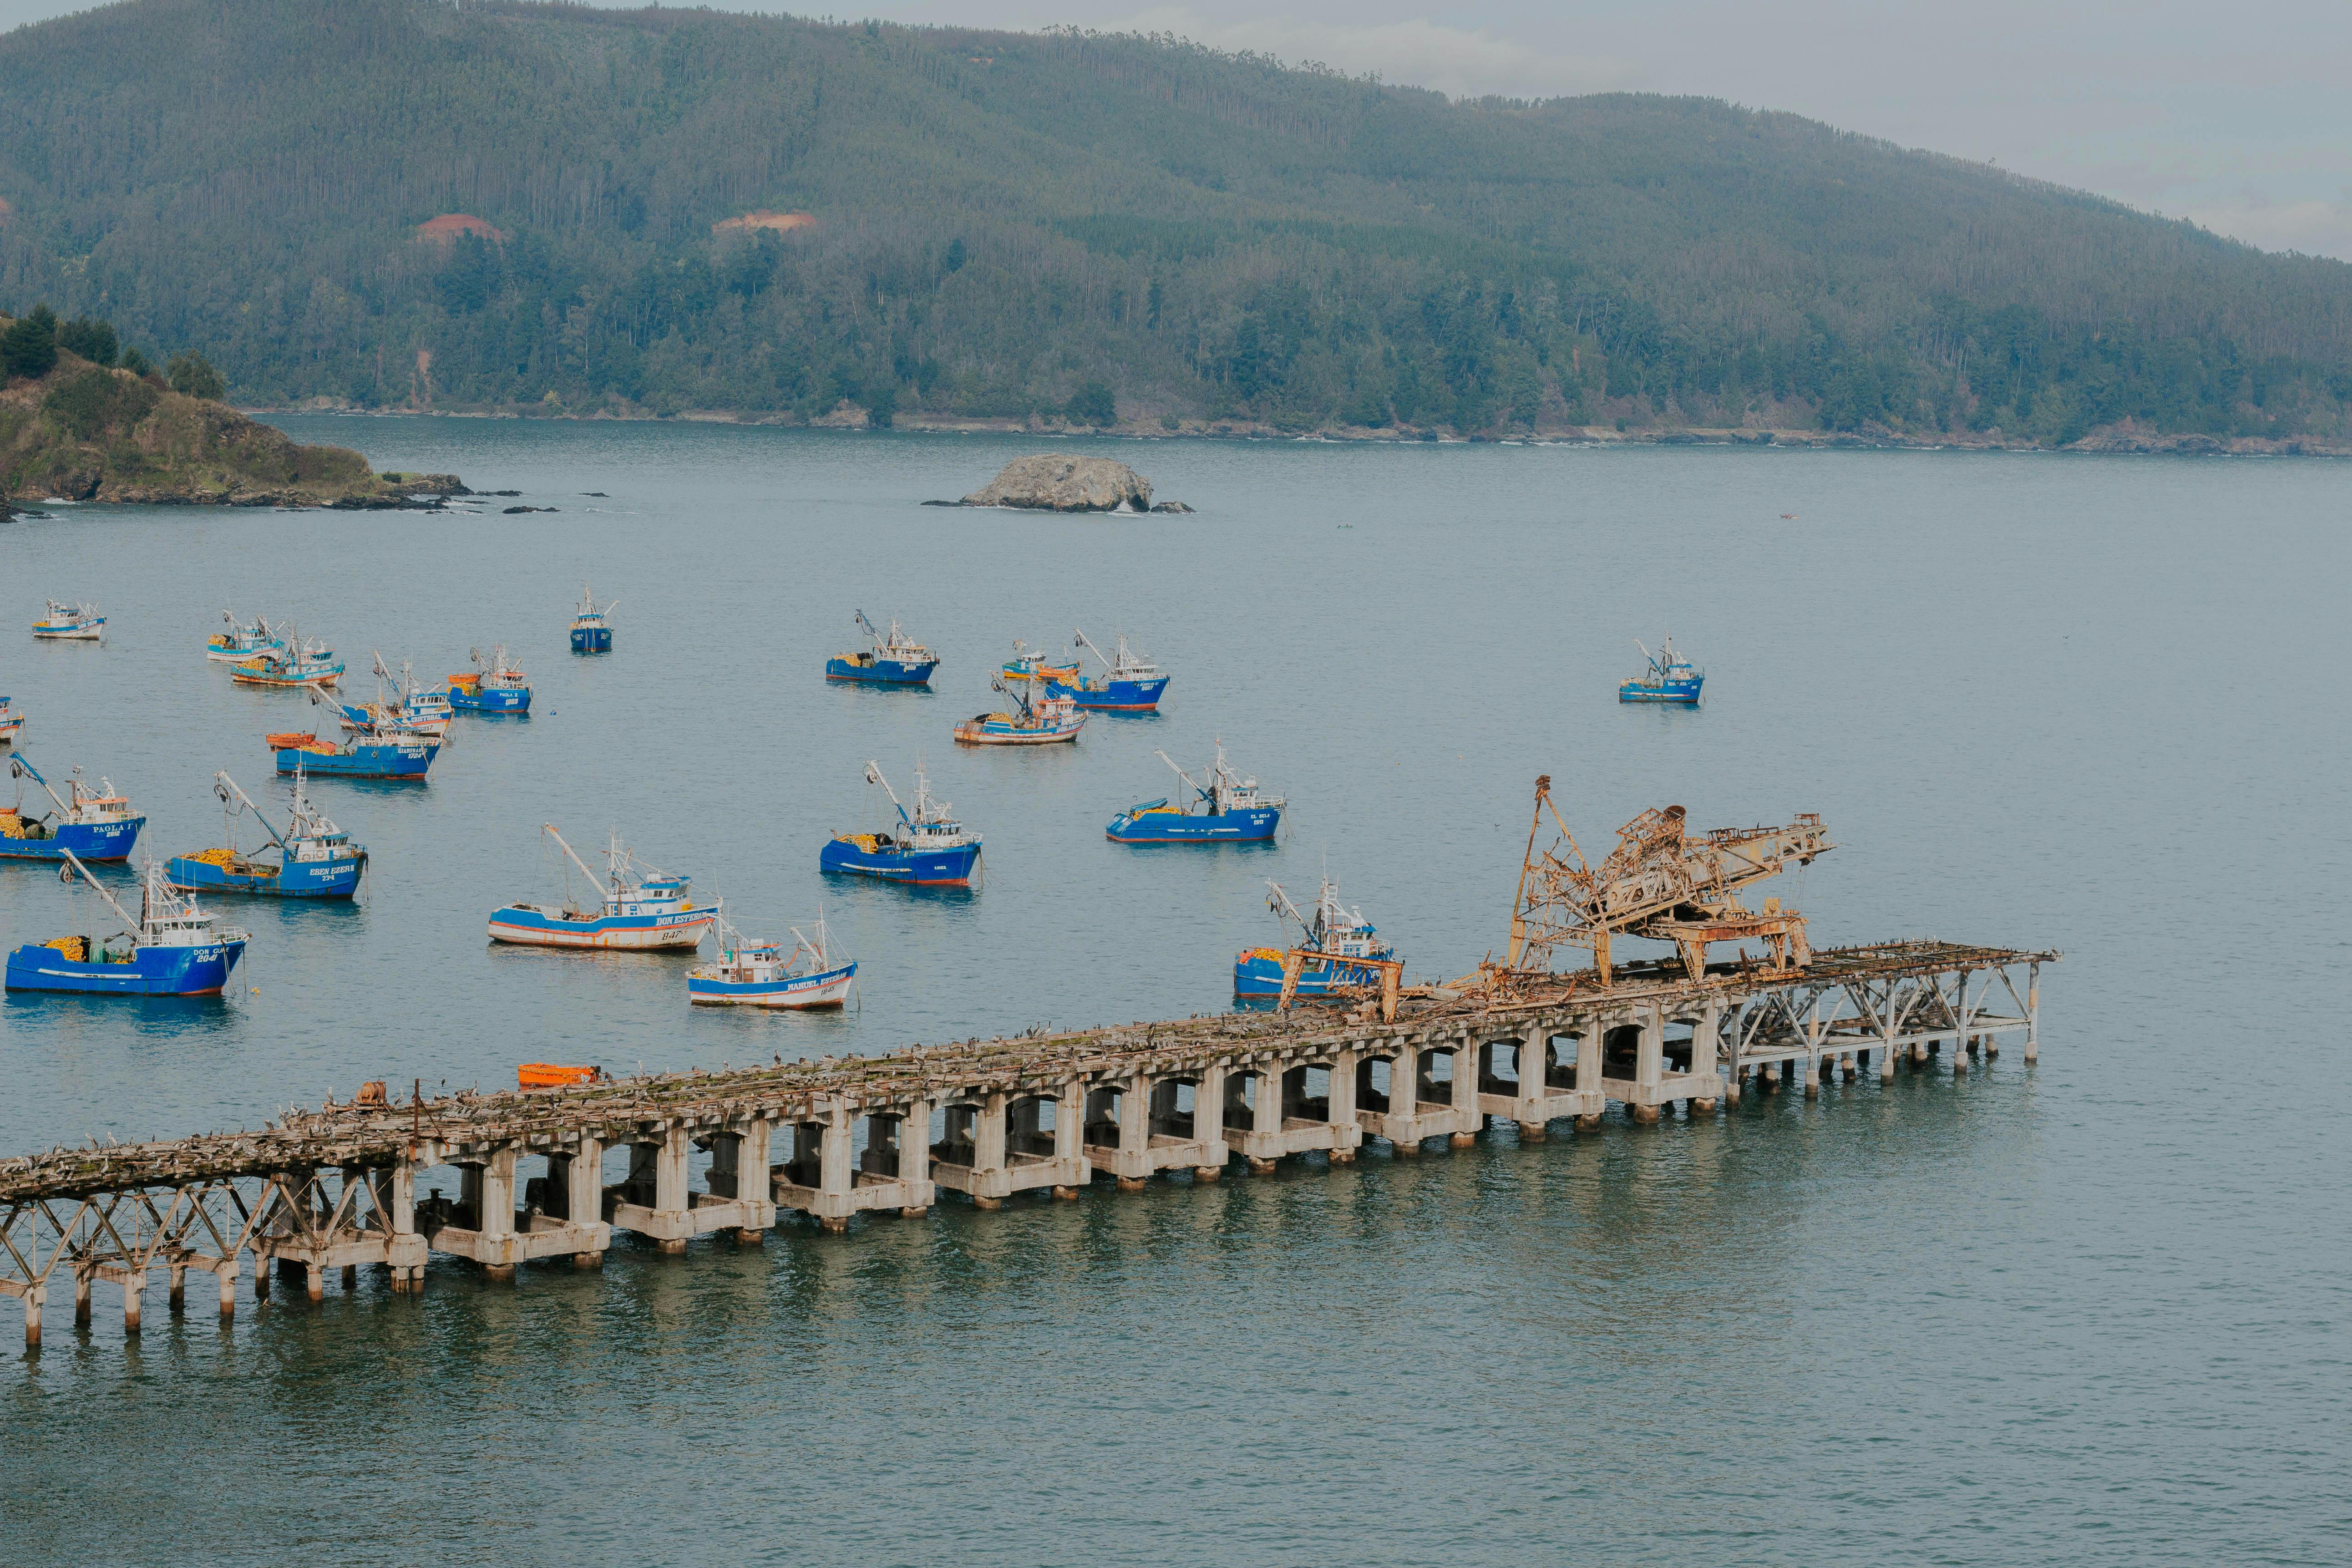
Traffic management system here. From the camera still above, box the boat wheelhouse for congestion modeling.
[488,827,714,949]
[569,585,617,653]
[1235,875,1398,997]
[0,754,144,861]
[1106,742,1283,844]
[1619,633,1704,704]
[448,644,531,712]
[688,912,857,1007]
[826,611,939,685]
[5,851,249,996]
[953,675,1085,746]
[1045,629,1169,712]
[821,760,982,885]
[31,600,103,641]
[0,695,20,745]
[166,767,367,898]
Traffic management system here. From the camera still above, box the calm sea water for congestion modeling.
[0,421,2344,1566]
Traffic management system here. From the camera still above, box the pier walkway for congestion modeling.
[0,939,2052,1348]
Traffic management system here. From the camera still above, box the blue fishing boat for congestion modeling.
[233,631,343,689]
[0,695,20,746]
[826,611,938,685]
[30,600,103,641]
[166,767,367,899]
[269,727,437,780]
[1235,876,1397,997]
[569,584,616,653]
[954,676,1085,746]
[1619,633,1704,704]
[447,645,531,712]
[1106,743,1283,844]
[821,761,982,885]
[1,755,143,861]
[490,827,715,948]
[1046,629,1170,712]
[206,609,285,663]
[337,653,452,739]
[688,912,857,1007]
[5,853,249,996]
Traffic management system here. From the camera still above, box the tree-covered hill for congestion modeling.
[2,0,2348,443]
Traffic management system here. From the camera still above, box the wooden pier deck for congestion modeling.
[0,939,2053,1347]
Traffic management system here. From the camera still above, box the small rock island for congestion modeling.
[932,454,1191,513]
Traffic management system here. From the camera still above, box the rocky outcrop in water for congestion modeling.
[952,454,1157,512]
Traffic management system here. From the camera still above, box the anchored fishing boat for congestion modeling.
[1106,743,1283,844]
[1235,876,1397,997]
[569,584,616,653]
[206,609,285,663]
[998,638,1081,685]
[1619,633,1704,704]
[826,611,939,685]
[1,755,143,861]
[5,852,249,995]
[688,911,857,1007]
[821,760,982,885]
[488,827,714,949]
[953,676,1085,746]
[166,768,366,898]
[0,695,20,745]
[337,653,452,738]
[1047,629,1170,712]
[447,645,531,712]
[30,601,103,641]
[232,631,343,689]
[268,727,436,780]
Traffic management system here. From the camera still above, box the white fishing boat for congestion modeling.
[687,911,857,1007]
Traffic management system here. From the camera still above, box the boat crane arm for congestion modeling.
[1265,879,1309,936]
[56,847,140,932]
[1154,749,1206,799]
[542,825,607,889]
[1073,628,1111,671]
[855,609,880,643]
[212,772,289,854]
[863,761,912,827]
[9,755,71,817]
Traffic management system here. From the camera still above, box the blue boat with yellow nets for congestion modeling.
[167,768,366,899]
[821,761,981,885]
[827,611,938,685]
[1619,633,1704,704]
[1106,743,1282,844]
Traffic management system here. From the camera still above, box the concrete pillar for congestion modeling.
[2025,964,2040,1061]
[122,1270,143,1335]
[1328,1050,1358,1162]
[1952,1034,1971,1074]
[1636,1012,1664,1096]
[1574,1029,1602,1100]
[1693,1004,1720,1097]
[1449,1042,1478,1146]
[654,1127,692,1253]
[253,1256,270,1301]
[900,1098,931,1215]
[1878,1041,1896,1082]
[23,1284,43,1350]
[1116,1076,1149,1190]
[75,1267,91,1328]
[1804,1056,1820,1098]
[1193,1065,1226,1177]
[1252,1066,1281,1150]
[480,1146,518,1280]
[818,1112,855,1232]
[305,1261,324,1303]
[976,1093,1007,1172]
[169,1263,186,1314]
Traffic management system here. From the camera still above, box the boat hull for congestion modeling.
[689,960,857,1007]
[1619,677,1703,703]
[1234,949,1395,996]
[167,852,363,899]
[953,719,1083,746]
[570,626,612,653]
[826,655,937,685]
[31,624,103,641]
[1049,675,1168,711]
[5,937,244,995]
[1106,806,1279,844]
[488,905,714,949]
[0,814,145,861]
[276,742,435,779]
[449,684,531,712]
[820,837,981,886]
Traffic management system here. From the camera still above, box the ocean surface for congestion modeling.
[0,421,2344,1566]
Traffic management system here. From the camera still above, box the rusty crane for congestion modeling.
[1482,776,1833,988]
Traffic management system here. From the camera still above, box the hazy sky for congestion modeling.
[6,0,2347,260]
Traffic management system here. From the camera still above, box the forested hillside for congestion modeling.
[3,0,2349,443]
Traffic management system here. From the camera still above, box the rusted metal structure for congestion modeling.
[0,933,2052,1351]
[1487,776,1832,987]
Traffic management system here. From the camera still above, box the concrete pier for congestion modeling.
[0,940,2053,1348]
